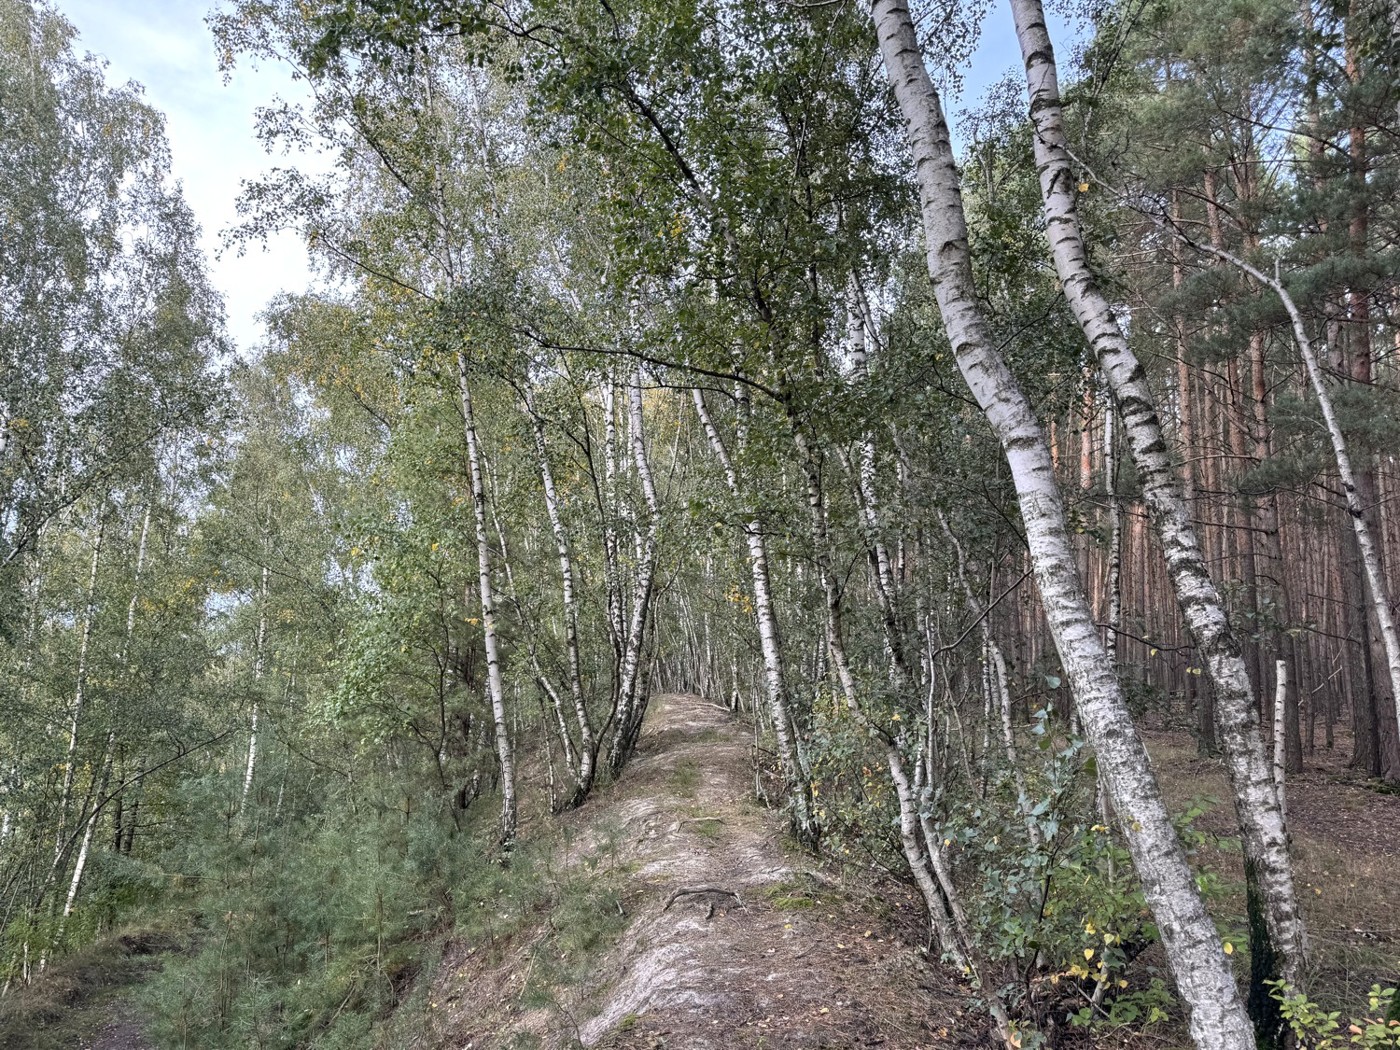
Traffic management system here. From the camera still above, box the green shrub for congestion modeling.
[1270,983,1400,1050]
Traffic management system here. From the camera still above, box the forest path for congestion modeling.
[0,931,168,1050]
[424,693,976,1049]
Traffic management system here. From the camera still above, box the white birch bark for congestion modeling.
[870,2,1254,1042]
[458,353,517,845]
[693,389,816,843]
[45,502,153,969]
[240,558,270,814]
[791,432,961,963]
[528,407,596,806]
[54,517,105,864]
[1010,0,1305,984]
[846,313,912,683]
[40,738,114,973]
[608,372,661,774]
[1103,391,1123,664]
[1187,243,1400,768]
[601,383,625,679]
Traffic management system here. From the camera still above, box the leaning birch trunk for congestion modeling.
[791,432,962,964]
[1189,242,1400,770]
[693,389,817,845]
[458,353,517,846]
[608,372,661,775]
[41,738,114,973]
[44,501,152,971]
[796,431,1017,1044]
[528,407,597,808]
[600,383,626,702]
[846,312,913,684]
[870,2,1255,1044]
[1010,0,1306,993]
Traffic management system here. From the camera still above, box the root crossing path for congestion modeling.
[427,694,977,1049]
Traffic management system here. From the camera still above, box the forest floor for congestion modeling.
[8,702,1398,1050]
[1145,725,1400,1012]
[403,692,978,1050]
[0,930,170,1050]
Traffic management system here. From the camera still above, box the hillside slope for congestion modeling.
[416,694,979,1049]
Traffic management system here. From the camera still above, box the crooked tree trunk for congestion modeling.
[792,431,968,973]
[607,372,661,775]
[1011,0,1305,1003]
[693,390,817,845]
[526,401,597,808]
[871,2,1254,1044]
[1188,243,1400,775]
[846,313,915,685]
[458,353,517,847]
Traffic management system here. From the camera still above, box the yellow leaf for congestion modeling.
[1084,948,1095,960]
[1223,941,1234,955]
[1085,921,1095,934]
[1077,181,1089,193]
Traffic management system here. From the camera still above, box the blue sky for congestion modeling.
[62,0,321,355]
[58,0,1063,355]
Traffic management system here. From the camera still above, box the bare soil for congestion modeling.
[417,693,982,1049]
[1145,728,1400,1008]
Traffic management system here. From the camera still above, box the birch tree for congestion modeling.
[1009,0,1306,1003]
[868,1,1254,1042]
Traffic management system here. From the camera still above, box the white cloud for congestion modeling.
[61,0,323,356]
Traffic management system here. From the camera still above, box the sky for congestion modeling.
[61,0,323,356]
[58,0,1048,357]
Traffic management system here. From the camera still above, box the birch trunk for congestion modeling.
[1190,244,1400,772]
[1273,660,1288,830]
[601,383,625,697]
[607,373,661,774]
[871,2,1254,1043]
[55,517,105,863]
[528,407,596,807]
[1010,0,1305,991]
[693,390,817,845]
[792,432,963,965]
[847,314,913,684]
[458,353,517,846]
[241,557,270,814]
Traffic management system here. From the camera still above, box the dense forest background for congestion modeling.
[3,0,1400,1046]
